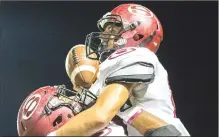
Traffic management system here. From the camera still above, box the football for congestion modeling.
[65,44,99,89]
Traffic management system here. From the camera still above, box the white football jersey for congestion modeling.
[88,47,190,136]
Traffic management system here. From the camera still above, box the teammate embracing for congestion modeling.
[17,3,190,136]
[53,3,190,136]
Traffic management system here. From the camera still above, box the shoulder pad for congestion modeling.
[99,47,158,85]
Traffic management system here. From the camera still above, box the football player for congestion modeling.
[49,3,190,136]
[64,44,172,136]
[17,85,128,136]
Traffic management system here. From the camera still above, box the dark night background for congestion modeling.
[0,1,218,136]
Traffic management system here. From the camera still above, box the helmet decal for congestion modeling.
[128,5,154,18]
[22,94,41,120]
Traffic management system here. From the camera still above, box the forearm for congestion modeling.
[55,83,130,136]
[55,106,105,136]
[130,110,168,135]
[118,105,181,136]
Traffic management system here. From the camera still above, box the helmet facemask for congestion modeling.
[42,85,97,116]
[85,14,126,62]
[85,13,142,63]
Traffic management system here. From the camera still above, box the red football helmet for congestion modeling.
[85,3,163,61]
[17,85,97,136]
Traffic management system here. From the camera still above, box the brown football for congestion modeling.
[65,44,99,89]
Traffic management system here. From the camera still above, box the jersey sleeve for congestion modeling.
[103,47,159,85]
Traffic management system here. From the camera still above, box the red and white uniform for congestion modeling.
[88,47,190,136]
